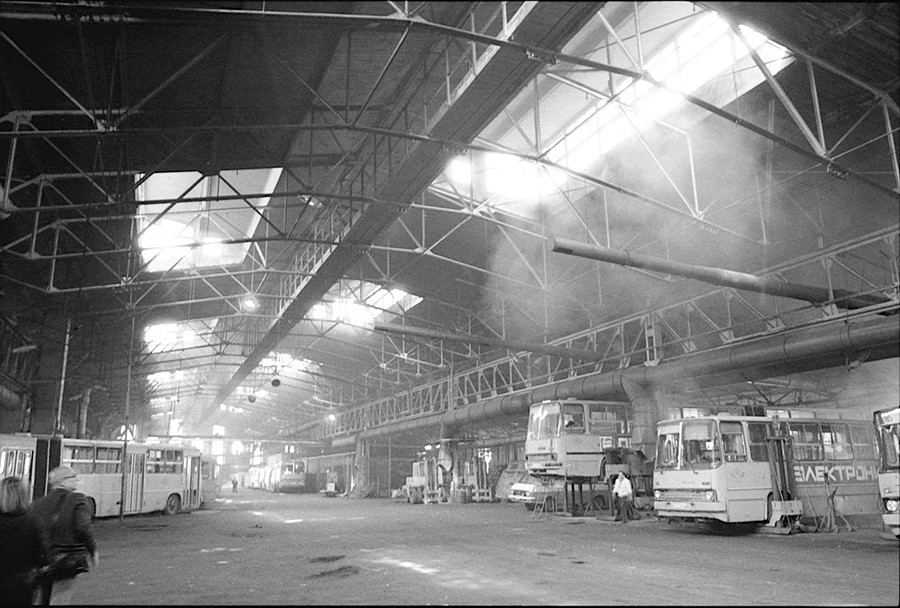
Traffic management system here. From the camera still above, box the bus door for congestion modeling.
[32,436,61,499]
[123,452,145,513]
[719,420,768,521]
[185,455,201,509]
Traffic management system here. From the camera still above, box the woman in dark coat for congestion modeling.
[0,475,49,606]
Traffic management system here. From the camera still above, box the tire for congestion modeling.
[85,498,97,520]
[164,494,181,516]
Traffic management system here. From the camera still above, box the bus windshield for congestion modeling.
[875,408,900,470]
[656,419,721,470]
[527,403,560,441]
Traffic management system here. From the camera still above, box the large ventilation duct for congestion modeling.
[550,237,893,311]
[0,383,23,410]
[358,313,898,440]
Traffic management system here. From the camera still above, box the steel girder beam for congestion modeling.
[292,227,898,438]
[193,2,605,429]
[330,310,899,442]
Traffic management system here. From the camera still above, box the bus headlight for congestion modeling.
[704,490,717,502]
[886,499,899,513]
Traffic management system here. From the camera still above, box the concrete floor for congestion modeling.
[68,488,898,605]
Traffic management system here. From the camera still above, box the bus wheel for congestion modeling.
[85,497,97,520]
[164,494,181,515]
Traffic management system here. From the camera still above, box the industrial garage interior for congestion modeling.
[1,0,898,531]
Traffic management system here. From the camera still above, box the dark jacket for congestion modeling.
[0,511,49,606]
[29,489,97,557]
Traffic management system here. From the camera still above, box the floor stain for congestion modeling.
[308,555,345,563]
[308,565,360,579]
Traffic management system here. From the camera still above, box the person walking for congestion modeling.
[29,467,98,605]
[0,476,49,607]
[612,471,634,523]
[232,477,238,493]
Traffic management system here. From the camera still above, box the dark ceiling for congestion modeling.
[1,1,897,446]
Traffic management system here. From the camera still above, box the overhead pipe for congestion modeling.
[550,236,893,311]
[372,322,608,361]
[358,313,899,440]
[0,383,23,411]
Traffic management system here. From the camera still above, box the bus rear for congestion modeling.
[278,459,307,492]
[873,406,900,540]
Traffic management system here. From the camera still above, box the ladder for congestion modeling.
[532,477,557,519]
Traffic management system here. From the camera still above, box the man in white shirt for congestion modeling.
[612,471,634,523]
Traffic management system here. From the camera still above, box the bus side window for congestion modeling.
[562,404,585,433]
[789,423,823,461]
[96,447,121,473]
[720,421,747,462]
[850,425,878,461]
[66,445,95,474]
[147,449,163,474]
[747,423,769,461]
[821,424,852,461]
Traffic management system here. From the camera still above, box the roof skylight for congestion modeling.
[135,168,282,273]
[445,9,791,202]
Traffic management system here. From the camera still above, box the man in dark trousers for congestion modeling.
[612,470,634,523]
[29,466,98,605]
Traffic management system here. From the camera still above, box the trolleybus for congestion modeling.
[653,413,880,526]
[873,406,899,539]
[514,399,651,514]
[247,452,309,493]
[524,399,631,478]
[0,433,206,518]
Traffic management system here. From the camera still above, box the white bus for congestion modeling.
[517,399,651,514]
[0,434,206,518]
[524,399,631,478]
[653,413,880,527]
[248,453,308,493]
[873,406,900,540]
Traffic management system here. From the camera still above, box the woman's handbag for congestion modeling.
[39,544,92,579]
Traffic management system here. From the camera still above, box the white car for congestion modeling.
[508,481,557,511]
